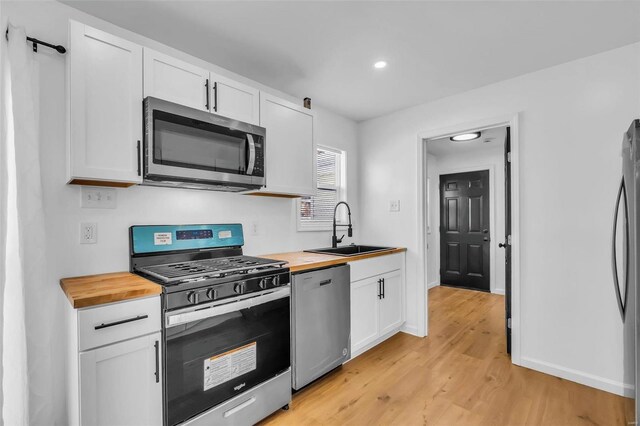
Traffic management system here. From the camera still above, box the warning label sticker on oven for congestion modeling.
[203,342,257,391]
[153,232,172,245]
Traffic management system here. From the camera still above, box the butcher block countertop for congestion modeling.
[60,247,405,308]
[263,247,406,273]
[60,272,162,309]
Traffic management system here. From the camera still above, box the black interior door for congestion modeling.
[502,127,512,354]
[439,170,491,292]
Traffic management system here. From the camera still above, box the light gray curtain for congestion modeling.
[2,24,52,425]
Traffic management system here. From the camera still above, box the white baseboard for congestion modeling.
[492,288,505,295]
[521,356,634,397]
[428,281,439,289]
[401,323,419,336]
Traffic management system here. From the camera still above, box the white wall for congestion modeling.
[429,145,506,294]
[2,2,359,424]
[359,42,640,395]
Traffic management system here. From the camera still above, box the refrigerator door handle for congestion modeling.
[612,176,629,319]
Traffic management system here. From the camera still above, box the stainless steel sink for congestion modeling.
[304,245,395,257]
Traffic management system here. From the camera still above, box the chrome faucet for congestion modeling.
[332,201,353,248]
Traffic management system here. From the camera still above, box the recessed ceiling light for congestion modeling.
[450,132,481,142]
[374,61,387,69]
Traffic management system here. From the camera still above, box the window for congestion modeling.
[298,146,346,231]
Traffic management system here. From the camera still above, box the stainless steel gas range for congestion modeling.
[130,224,291,426]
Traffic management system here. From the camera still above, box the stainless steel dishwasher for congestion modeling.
[291,264,351,390]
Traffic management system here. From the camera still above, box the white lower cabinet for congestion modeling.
[378,270,403,336]
[80,332,162,426]
[349,253,406,358]
[351,277,381,351]
[66,295,162,426]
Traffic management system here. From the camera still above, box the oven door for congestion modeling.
[144,97,265,188]
[164,287,290,426]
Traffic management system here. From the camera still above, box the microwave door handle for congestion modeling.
[246,134,256,175]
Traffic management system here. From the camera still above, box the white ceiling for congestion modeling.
[428,126,506,157]
[61,1,640,122]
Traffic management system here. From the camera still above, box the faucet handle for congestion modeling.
[337,234,345,244]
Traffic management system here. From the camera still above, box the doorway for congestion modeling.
[418,117,519,362]
[439,170,491,292]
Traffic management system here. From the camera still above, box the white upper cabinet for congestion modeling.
[143,48,209,111]
[68,21,143,186]
[254,93,315,197]
[210,73,260,125]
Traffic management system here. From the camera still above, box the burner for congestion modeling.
[136,255,285,283]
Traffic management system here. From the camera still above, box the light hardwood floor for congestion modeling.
[263,285,633,425]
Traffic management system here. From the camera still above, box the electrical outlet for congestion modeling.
[81,187,117,209]
[80,222,97,244]
[389,200,400,212]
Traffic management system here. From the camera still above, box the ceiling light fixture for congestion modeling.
[450,132,481,142]
[374,61,387,69]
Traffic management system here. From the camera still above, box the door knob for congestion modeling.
[499,242,506,248]
[484,237,490,242]
[483,229,489,234]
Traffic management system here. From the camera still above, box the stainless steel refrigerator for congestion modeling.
[614,119,639,423]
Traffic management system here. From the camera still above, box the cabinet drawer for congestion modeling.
[78,296,161,351]
[349,253,404,282]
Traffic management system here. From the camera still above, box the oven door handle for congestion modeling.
[165,287,290,328]
[246,134,256,176]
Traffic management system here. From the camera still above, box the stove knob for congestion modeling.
[206,288,217,300]
[259,278,268,289]
[186,291,198,305]
[274,275,280,286]
[233,283,244,294]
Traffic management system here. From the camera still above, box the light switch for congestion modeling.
[81,187,117,209]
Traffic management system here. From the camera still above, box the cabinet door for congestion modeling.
[210,73,260,125]
[378,270,404,336]
[68,21,143,185]
[80,332,162,426]
[351,277,380,354]
[143,48,209,111]
[257,93,315,196]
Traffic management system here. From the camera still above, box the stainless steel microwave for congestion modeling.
[143,97,266,192]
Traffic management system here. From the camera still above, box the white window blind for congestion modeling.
[299,147,345,228]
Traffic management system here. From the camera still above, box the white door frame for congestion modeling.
[416,113,522,365]
[435,164,499,294]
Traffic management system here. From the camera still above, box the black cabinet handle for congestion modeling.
[136,140,141,176]
[212,82,218,112]
[154,340,160,383]
[94,314,148,330]
[382,278,385,299]
[377,279,382,299]
[205,78,210,110]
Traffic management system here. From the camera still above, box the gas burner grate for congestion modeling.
[136,256,285,283]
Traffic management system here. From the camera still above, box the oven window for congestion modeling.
[153,110,248,175]
[165,296,290,426]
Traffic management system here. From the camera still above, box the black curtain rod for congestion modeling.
[5,28,66,54]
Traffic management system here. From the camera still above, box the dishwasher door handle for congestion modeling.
[319,279,332,286]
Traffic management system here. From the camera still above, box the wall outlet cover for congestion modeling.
[80,222,97,244]
[389,200,400,212]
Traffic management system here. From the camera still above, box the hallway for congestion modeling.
[263,286,631,425]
